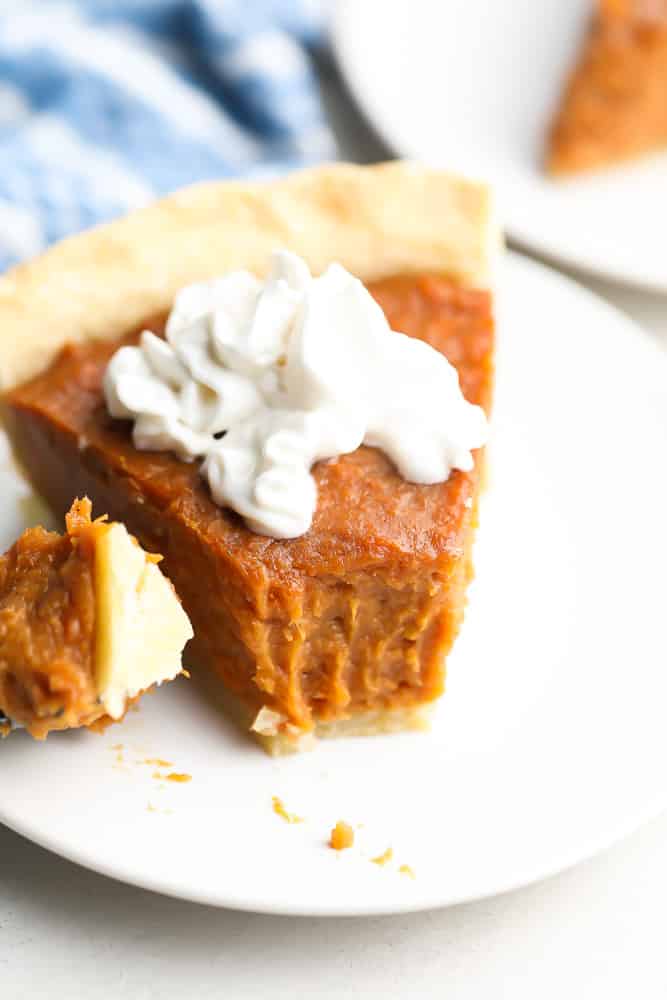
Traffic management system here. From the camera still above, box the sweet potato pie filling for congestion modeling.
[4,274,493,738]
[0,499,103,738]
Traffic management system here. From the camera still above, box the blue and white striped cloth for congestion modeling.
[0,0,335,272]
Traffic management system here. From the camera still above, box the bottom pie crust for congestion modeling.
[192,664,433,755]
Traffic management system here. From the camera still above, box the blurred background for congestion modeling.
[0,0,342,271]
[0,0,665,333]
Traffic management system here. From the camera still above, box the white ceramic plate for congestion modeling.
[333,0,667,292]
[1,253,666,916]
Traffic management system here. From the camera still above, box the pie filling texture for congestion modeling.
[4,273,493,745]
[0,499,101,738]
[547,0,667,175]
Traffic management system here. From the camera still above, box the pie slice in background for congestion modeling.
[547,0,667,175]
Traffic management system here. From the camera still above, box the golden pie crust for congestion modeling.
[0,162,496,393]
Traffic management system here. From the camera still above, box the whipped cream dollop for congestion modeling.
[103,250,488,539]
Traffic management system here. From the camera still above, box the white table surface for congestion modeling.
[2,61,667,1000]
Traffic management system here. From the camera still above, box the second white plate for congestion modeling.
[1,254,666,915]
[333,0,667,292]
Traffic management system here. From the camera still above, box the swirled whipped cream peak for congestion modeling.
[103,250,488,539]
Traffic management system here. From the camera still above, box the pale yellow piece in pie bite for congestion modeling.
[95,520,193,719]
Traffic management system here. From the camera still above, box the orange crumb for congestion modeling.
[143,758,173,768]
[165,772,191,783]
[371,848,393,866]
[111,743,124,751]
[181,669,191,679]
[0,722,11,739]
[399,864,416,879]
[329,821,355,851]
[272,796,303,824]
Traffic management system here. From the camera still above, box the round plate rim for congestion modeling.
[3,784,667,916]
[331,0,667,295]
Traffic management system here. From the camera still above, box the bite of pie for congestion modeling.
[0,163,496,753]
[0,498,192,739]
[547,0,667,175]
